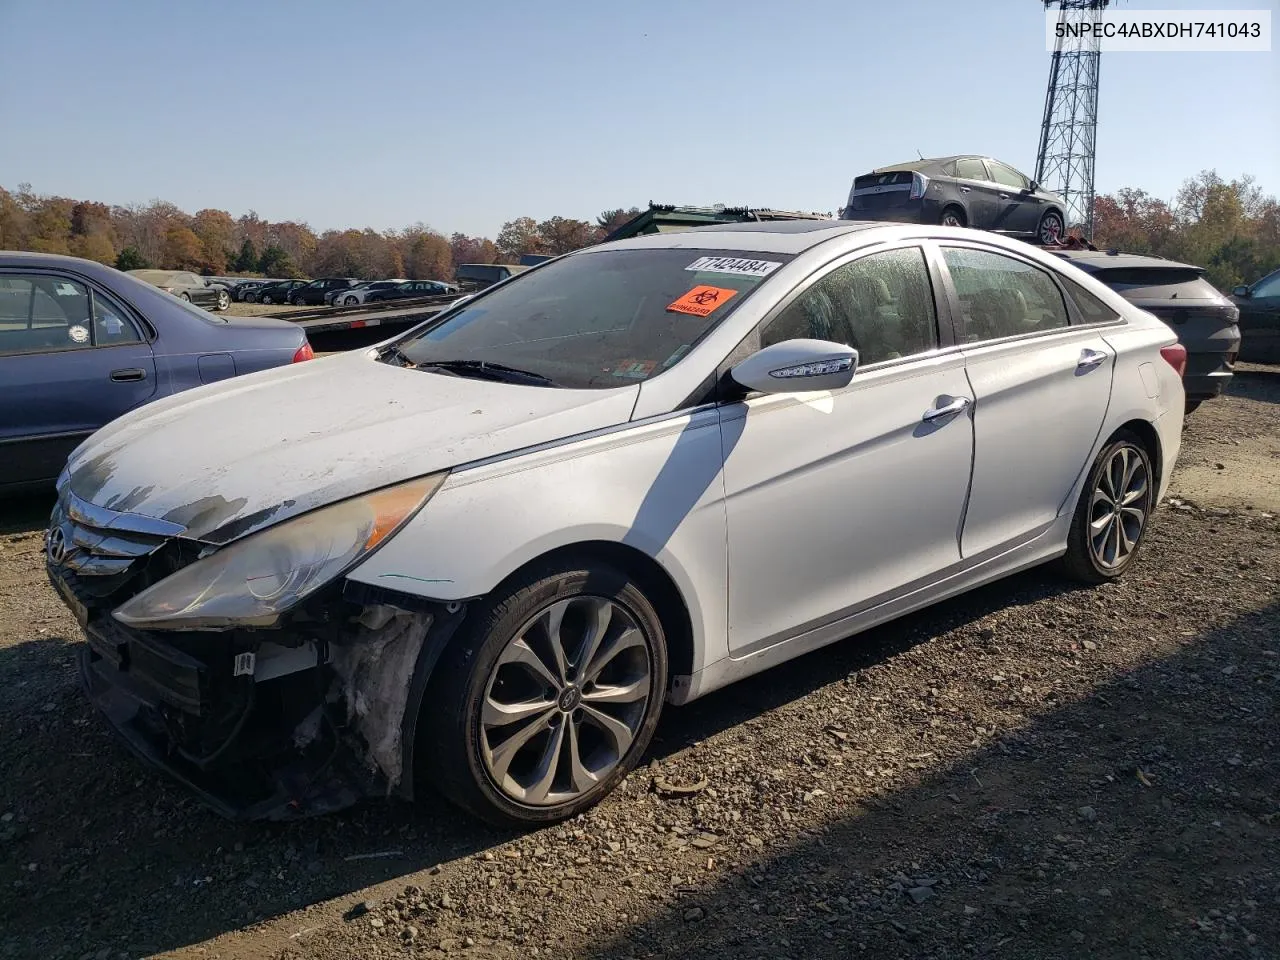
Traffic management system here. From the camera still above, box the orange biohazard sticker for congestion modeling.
[666,285,738,317]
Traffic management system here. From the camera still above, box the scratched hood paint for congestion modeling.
[66,351,639,542]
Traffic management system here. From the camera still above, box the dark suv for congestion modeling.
[1231,267,1280,363]
[841,156,1067,245]
[1055,251,1240,413]
[289,278,360,306]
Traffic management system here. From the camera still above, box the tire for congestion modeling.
[420,560,668,828]
[214,290,230,311]
[940,206,967,228]
[179,292,191,302]
[290,295,302,306]
[343,295,358,306]
[1184,399,1202,416]
[260,293,273,304]
[244,291,258,304]
[1038,209,1065,245]
[1060,431,1154,584]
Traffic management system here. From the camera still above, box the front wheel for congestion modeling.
[214,290,230,311]
[343,295,358,306]
[1060,432,1154,583]
[420,561,668,828]
[1038,210,1065,245]
[179,292,191,302]
[290,295,302,306]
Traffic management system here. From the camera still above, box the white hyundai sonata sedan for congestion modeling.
[47,221,1185,826]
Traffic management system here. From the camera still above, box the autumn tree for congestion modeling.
[596,207,642,234]
[538,216,600,255]
[193,208,237,272]
[449,233,499,270]
[399,226,452,281]
[496,217,545,261]
[164,225,205,270]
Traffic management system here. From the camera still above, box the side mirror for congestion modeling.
[731,339,858,394]
[1027,180,1039,191]
[1231,285,1250,298]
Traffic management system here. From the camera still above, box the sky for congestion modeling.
[0,0,1276,238]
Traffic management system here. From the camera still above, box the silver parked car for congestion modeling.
[50,222,1184,826]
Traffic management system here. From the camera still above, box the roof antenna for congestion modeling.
[917,149,924,160]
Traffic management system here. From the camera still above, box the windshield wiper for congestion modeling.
[416,359,558,387]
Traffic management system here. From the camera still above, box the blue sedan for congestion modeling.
[0,252,314,494]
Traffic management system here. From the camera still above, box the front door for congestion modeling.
[0,273,156,488]
[938,244,1114,557]
[721,244,974,656]
[952,157,1000,230]
[1236,271,1280,363]
[985,160,1042,235]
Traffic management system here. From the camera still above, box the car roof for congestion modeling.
[600,219,880,254]
[1052,251,1201,272]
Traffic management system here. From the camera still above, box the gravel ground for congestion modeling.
[1,366,1277,960]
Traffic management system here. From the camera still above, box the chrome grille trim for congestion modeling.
[48,489,186,577]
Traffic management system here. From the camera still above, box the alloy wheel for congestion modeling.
[479,595,653,807]
[1040,213,1064,244]
[941,211,964,228]
[1088,445,1148,570]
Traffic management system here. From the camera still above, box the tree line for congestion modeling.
[1092,170,1278,291]
[0,183,642,282]
[2,171,1276,292]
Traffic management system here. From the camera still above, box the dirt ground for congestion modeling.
[1,366,1277,960]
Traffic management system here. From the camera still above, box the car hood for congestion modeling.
[65,352,639,543]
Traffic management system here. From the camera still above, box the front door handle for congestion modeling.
[922,396,971,422]
[110,368,146,382]
[1076,348,1109,371]
[998,192,1010,200]
[959,186,971,193]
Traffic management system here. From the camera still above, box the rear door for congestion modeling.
[939,243,1115,557]
[985,161,1042,235]
[0,272,157,488]
[953,158,1000,229]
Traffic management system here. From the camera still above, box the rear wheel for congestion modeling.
[179,292,191,302]
[940,206,967,228]
[1038,210,1065,244]
[1060,432,1154,583]
[343,294,358,306]
[214,289,230,311]
[420,561,668,828]
[290,295,302,306]
[260,293,273,304]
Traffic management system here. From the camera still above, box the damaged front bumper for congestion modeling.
[71,580,467,821]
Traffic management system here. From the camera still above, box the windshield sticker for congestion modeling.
[667,285,738,318]
[67,324,90,344]
[662,344,691,368]
[685,256,781,278]
[610,360,656,379]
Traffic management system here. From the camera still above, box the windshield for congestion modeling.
[390,247,791,388]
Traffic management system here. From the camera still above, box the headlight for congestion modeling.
[113,474,446,631]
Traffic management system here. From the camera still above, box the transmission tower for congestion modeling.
[1035,0,1108,239]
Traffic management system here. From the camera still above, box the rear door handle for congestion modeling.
[922,396,971,422]
[959,186,971,193]
[1076,348,1109,371]
[110,368,146,382]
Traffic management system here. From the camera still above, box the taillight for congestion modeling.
[909,172,930,200]
[292,341,315,363]
[1159,343,1187,377]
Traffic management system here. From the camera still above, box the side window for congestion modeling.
[1252,273,1280,299]
[761,247,939,365]
[955,158,988,181]
[92,290,144,345]
[942,247,1070,341]
[0,275,95,356]
[986,162,1028,190]
[1058,275,1120,325]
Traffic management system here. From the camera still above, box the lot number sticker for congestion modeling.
[667,285,738,317]
[685,256,781,278]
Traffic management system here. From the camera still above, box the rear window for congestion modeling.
[393,248,793,389]
[854,170,914,190]
[1091,267,1219,300]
